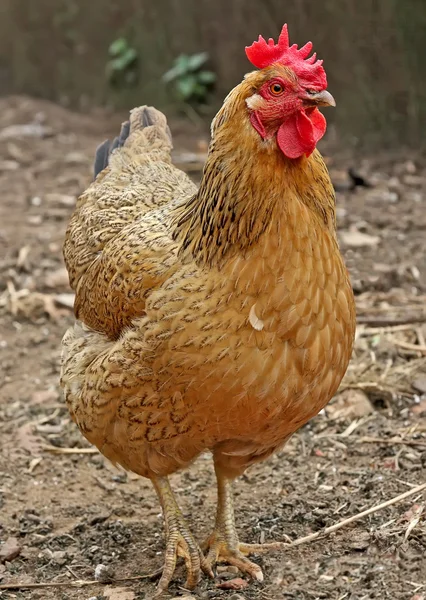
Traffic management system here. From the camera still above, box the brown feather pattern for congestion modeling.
[61,68,355,481]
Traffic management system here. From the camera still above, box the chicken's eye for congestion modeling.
[270,82,284,96]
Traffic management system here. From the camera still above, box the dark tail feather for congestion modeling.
[93,120,130,179]
[93,106,171,180]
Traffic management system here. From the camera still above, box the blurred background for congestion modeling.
[1,3,426,599]
[1,0,426,147]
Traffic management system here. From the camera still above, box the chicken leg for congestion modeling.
[151,475,212,594]
[203,465,282,581]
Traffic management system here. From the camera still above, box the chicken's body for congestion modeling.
[61,40,355,593]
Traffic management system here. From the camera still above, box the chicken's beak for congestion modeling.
[303,90,336,108]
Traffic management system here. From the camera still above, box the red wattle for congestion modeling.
[276,108,326,159]
[308,108,327,146]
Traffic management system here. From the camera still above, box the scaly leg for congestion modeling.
[203,466,282,581]
[152,475,212,595]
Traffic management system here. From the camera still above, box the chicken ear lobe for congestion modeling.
[250,111,267,139]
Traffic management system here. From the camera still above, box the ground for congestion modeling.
[0,96,426,600]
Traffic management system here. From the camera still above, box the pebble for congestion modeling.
[216,565,239,574]
[347,530,370,550]
[412,376,426,395]
[95,563,114,583]
[51,550,67,566]
[27,214,43,225]
[45,193,76,208]
[339,229,380,248]
[44,267,69,289]
[30,196,42,206]
[0,537,21,563]
[54,292,75,308]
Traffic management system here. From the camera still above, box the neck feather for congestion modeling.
[172,85,337,268]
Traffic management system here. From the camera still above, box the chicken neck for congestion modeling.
[173,86,337,269]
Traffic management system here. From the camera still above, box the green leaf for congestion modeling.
[109,38,128,57]
[192,83,208,99]
[176,75,198,100]
[112,56,129,71]
[371,334,381,347]
[163,64,184,83]
[163,55,191,82]
[187,52,209,71]
[197,70,216,84]
[176,54,190,70]
[122,48,137,66]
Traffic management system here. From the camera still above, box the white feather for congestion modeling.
[249,304,264,331]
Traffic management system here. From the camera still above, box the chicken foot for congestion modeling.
[203,466,282,581]
[151,475,212,595]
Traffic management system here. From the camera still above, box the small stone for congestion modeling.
[27,214,43,225]
[45,268,69,289]
[65,151,89,165]
[348,530,370,550]
[229,595,247,600]
[412,376,426,395]
[403,174,423,187]
[104,588,135,600]
[51,550,67,566]
[405,160,417,174]
[225,565,239,574]
[45,193,76,208]
[217,565,232,573]
[327,389,374,420]
[54,293,75,309]
[95,563,114,583]
[0,537,21,563]
[339,229,380,248]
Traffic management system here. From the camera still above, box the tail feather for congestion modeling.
[93,106,171,179]
[93,139,111,180]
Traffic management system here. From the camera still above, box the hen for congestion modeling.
[61,24,356,594]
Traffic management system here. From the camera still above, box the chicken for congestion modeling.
[61,23,356,594]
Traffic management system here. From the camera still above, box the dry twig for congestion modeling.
[42,445,98,455]
[0,569,163,591]
[392,339,426,356]
[359,436,426,448]
[286,481,426,547]
[356,314,426,327]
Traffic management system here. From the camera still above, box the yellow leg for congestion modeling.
[203,466,282,581]
[152,475,212,595]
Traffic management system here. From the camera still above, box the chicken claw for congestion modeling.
[152,476,213,595]
[203,468,282,581]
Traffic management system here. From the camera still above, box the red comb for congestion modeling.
[245,24,327,89]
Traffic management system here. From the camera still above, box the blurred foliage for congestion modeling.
[1,0,426,147]
[107,38,138,88]
[163,52,216,108]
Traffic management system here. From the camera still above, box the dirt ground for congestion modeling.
[0,96,426,600]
